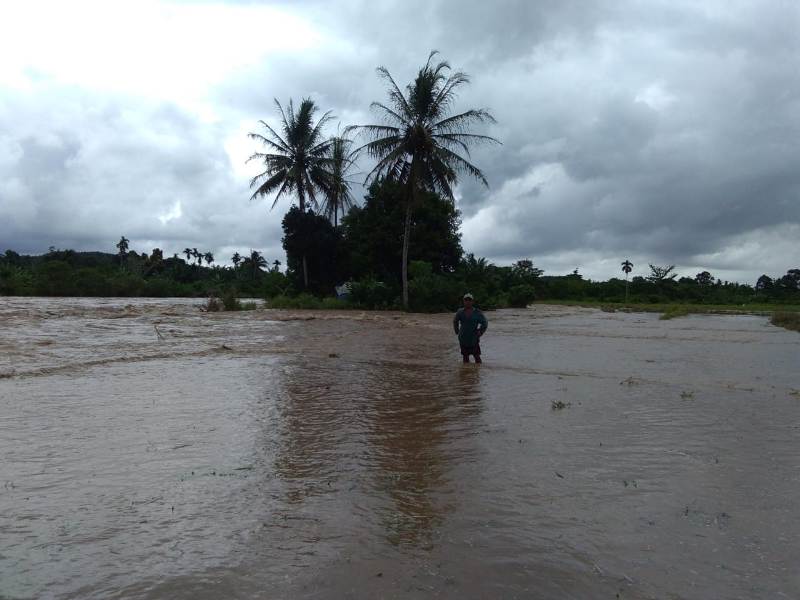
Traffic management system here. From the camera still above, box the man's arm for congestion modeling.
[453,311,460,335]
[478,311,488,336]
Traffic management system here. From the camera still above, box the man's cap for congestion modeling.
[463,293,474,300]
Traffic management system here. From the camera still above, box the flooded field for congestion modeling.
[1,297,799,599]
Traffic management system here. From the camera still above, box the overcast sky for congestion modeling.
[1,0,798,283]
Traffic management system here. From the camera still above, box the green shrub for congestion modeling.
[320,297,350,310]
[507,284,536,308]
[262,270,289,298]
[221,289,242,311]
[349,278,397,309]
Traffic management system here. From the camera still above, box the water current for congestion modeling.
[1,297,798,599]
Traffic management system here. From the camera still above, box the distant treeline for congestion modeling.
[2,180,799,311]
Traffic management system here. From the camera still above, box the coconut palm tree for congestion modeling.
[183,248,193,263]
[247,98,334,288]
[204,252,214,267]
[243,250,268,280]
[621,259,633,303]
[192,248,201,266]
[231,252,242,268]
[321,134,357,229]
[355,51,499,308]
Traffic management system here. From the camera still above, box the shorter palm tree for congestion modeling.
[621,260,633,303]
[183,248,193,263]
[204,252,214,267]
[231,252,242,268]
[247,97,334,288]
[247,98,334,212]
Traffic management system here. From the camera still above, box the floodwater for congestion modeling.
[1,298,799,600]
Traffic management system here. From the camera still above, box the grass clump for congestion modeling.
[203,289,257,312]
[771,311,800,332]
[204,297,222,312]
[660,305,691,320]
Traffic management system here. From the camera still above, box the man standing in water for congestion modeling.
[453,293,488,364]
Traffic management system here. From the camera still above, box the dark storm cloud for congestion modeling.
[1,0,798,281]
[0,84,284,263]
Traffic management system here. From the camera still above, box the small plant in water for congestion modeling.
[680,391,694,400]
[204,297,222,312]
[551,400,570,410]
[660,305,691,320]
[771,311,800,332]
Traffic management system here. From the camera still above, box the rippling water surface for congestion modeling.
[1,297,799,599]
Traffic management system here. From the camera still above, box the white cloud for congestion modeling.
[0,1,320,116]
[158,200,183,225]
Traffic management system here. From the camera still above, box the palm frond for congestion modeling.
[434,146,489,187]
[249,169,289,202]
[256,119,291,151]
[430,71,470,117]
[433,109,497,134]
[273,99,291,137]
[376,66,414,119]
[369,101,411,128]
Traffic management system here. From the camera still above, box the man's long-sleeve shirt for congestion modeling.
[453,308,488,347]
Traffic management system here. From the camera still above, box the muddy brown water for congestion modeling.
[1,297,799,599]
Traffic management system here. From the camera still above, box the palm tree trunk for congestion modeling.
[402,161,419,311]
[298,185,309,289]
[625,275,629,303]
[401,200,413,310]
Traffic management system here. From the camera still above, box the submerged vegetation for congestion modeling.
[771,312,800,332]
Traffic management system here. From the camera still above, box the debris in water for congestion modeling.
[555,471,564,478]
[328,353,339,358]
[551,400,570,410]
[680,391,694,400]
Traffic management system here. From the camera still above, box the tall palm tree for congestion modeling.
[183,248,193,263]
[204,252,214,267]
[355,51,499,308]
[231,252,242,268]
[247,98,334,288]
[321,134,357,229]
[621,259,633,303]
[192,248,201,266]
